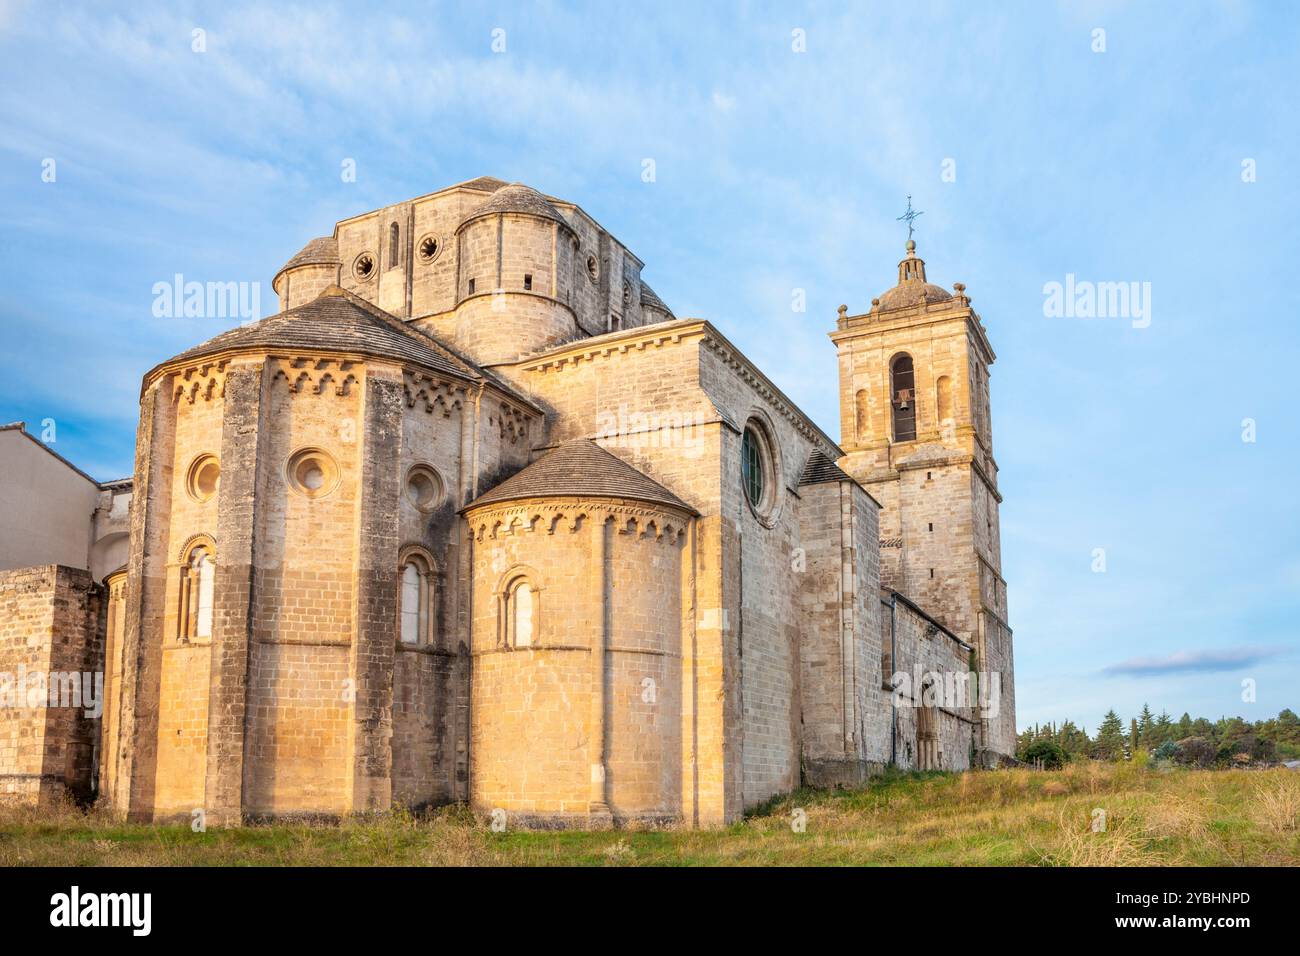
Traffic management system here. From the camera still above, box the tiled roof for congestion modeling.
[640,282,672,315]
[274,236,339,282]
[456,175,511,193]
[464,439,695,513]
[457,183,568,231]
[158,286,471,380]
[799,450,852,485]
[877,281,952,310]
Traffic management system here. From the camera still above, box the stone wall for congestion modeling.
[325,182,653,355]
[450,293,578,365]
[798,478,889,786]
[697,338,842,810]
[277,263,339,313]
[0,566,103,805]
[150,361,225,818]
[465,497,690,826]
[391,370,473,809]
[881,592,979,772]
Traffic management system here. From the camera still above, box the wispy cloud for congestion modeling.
[1102,646,1288,678]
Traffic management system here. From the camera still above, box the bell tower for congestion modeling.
[830,237,1015,758]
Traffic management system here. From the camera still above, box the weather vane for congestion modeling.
[896,195,923,241]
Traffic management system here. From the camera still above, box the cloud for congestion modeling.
[1101,646,1288,678]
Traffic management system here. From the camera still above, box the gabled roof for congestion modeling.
[150,286,472,382]
[798,450,853,486]
[464,439,695,514]
[0,422,100,486]
[797,450,880,507]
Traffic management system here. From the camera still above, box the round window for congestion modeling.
[586,254,599,281]
[405,464,444,513]
[416,235,440,263]
[286,448,339,498]
[353,252,376,281]
[739,418,782,526]
[186,454,220,502]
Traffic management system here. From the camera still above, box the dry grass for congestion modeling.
[1251,774,1300,833]
[3,764,1298,866]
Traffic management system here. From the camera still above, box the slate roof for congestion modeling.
[464,439,695,513]
[456,175,511,193]
[799,450,853,486]
[155,286,470,381]
[273,236,339,283]
[640,282,672,315]
[457,183,569,231]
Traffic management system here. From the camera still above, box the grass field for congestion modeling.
[3,760,1298,866]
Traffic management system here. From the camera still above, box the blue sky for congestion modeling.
[1,1,1296,736]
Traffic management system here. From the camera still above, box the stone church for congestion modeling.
[0,176,1014,827]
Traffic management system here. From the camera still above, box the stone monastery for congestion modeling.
[0,176,1014,827]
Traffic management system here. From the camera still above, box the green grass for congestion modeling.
[3,762,1298,866]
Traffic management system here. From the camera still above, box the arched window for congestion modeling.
[890,354,916,442]
[498,569,541,649]
[388,222,400,270]
[510,580,534,648]
[178,541,216,642]
[398,551,436,646]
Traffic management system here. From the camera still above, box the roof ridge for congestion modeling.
[320,286,475,363]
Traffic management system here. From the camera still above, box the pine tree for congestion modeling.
[1093,710,1125,760]
[1138,704,1154,745]
[1153,711,1173,745]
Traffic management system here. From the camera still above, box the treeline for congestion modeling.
[1016,706,1300,767]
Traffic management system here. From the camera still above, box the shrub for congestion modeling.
[1020,739,1068,769]
[1174,736,1215,768]
[1153,740,1180,762]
